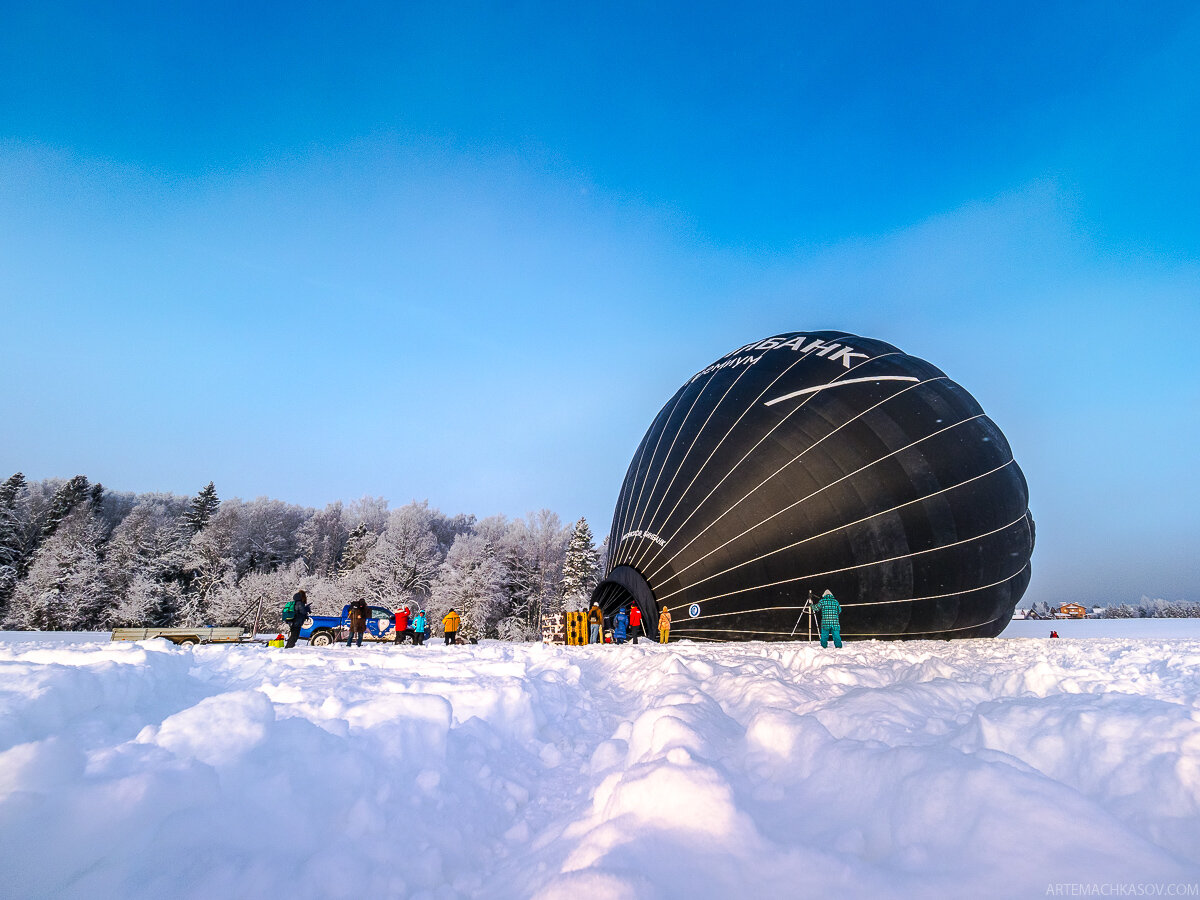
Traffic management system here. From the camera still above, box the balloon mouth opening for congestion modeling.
[592,565,659,625]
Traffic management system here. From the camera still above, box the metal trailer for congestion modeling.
[109,594,276,648]
[110,627,249,648]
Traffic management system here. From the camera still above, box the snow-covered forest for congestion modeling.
[1024,598,1200,619]
[0,473,605,637]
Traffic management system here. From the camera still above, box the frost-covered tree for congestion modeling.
[339,522,377,573]
[5,503,108,630]
[41,475,93,541]
[297,502,349,575]
[521,510,569,624]
[93,488,137,535]
[239,497,307,574]
[342,504,443,607]
[0,473,30,617]
[480,510,569,638]
[345,496,390,535]
[561,517,599,613]
[1108,596,1200,619]
[205,560,310,628]
[184,482,221,532]
[0,472,603,637]
[429,510,477,556]
[109,571,184,628]
[429,533,507,638]
[185,502,247,623]
[102,497,192,626]
[296,572,353,617]
[0,473,27,520]
[180,496,307,594]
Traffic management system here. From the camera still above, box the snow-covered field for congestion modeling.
[1001,617,1200,639]
[2,633,1199,899]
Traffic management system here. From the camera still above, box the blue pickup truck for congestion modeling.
[298,604,396,646]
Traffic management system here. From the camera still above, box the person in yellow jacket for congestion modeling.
[442,608,461,645]
[658,606,672,644]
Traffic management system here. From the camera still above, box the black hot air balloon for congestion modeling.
[592,331,1034,641]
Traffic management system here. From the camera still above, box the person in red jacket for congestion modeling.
[629,604,643,644]
[394,606,411,645]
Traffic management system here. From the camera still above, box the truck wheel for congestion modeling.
[309,631,334,647]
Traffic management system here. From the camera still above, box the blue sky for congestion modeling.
[1,1,1198,605]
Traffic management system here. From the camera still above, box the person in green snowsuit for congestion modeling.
[813,589,843,649]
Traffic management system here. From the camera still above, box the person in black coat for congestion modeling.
[285,589,310,648]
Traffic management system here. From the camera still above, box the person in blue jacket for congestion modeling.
[411,610,427,646]
[613,606,629,645]
[813,589,843,649]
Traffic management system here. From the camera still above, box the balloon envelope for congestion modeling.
[592,331,1034,641]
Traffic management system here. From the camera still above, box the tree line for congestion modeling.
[0,473,607,637]
[1025,598,1200,619]
[1095,597,1200,618]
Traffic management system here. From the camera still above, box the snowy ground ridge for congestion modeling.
[2,636,1199,899]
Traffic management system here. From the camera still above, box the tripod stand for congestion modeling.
[790,590,816,640]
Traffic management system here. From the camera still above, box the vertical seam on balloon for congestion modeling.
[614,387,696,568]
[612,409,672,566]
[609,395,684,569]
[633,343,900,577]
[618,364,734,567]
[621,346,775,568]
[654,456,1017,602]
[607,432,652,571]
[612,390,697,561]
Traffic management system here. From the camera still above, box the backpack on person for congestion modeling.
[282,599,296,622]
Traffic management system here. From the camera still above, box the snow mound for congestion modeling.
[1,635,1198,898]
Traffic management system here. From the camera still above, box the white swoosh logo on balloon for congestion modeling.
[765,376,920,406]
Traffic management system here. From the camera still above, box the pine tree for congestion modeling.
[0,472,25,513]
[561,517,599,613]
[339,522,377,573]
[0,472,28,617]
[41,475,92,540]
[184,482,221,532]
